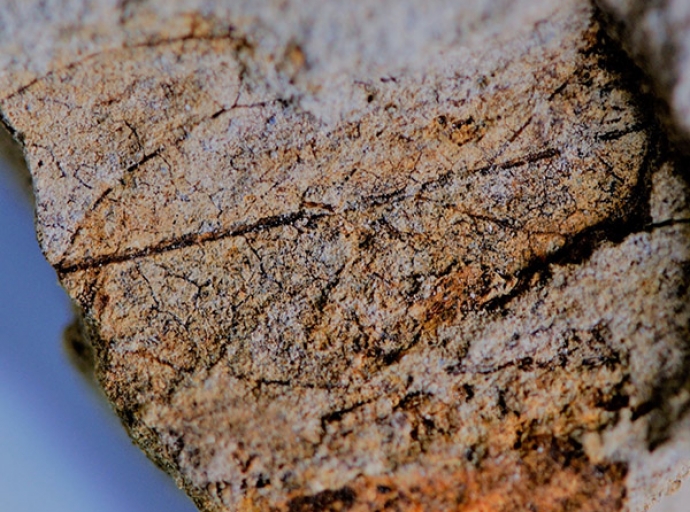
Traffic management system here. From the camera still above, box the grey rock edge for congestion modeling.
[1,0,689,511]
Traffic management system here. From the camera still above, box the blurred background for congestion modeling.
[0,131,196,512]
[0,128,687,512]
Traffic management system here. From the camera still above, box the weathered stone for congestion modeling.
[1,1,689,511]
[596,0,690,146]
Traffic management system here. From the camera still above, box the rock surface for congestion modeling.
[1,1,690,511]
[596,0,690,145]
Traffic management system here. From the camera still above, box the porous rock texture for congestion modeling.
[1,1,690,511]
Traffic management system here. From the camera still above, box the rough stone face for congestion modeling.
[1,1,689,511]
[596,0,690,146]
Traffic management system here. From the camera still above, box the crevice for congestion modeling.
[495,147,560,172]
[54,141,561,275]
[320,399,376,431]
[57,210,331,274]
[643,217,690,231]
[595,121,649,141]
[483,110,661,313]
[124,147,162,174]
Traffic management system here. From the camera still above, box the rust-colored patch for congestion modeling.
[276,436,627,512]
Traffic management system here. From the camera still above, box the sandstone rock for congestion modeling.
[1,1,689,511]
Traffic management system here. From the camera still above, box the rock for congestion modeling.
[595,0,690,146]
[1,0,689,511]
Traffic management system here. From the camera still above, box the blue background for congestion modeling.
[0,143,196,511]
